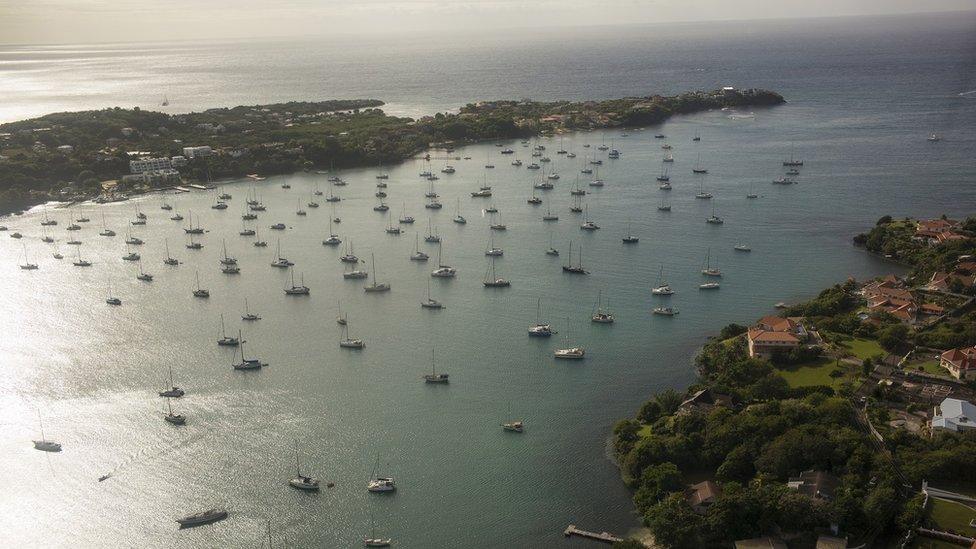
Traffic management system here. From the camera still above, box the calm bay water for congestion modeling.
[2,12,976,548]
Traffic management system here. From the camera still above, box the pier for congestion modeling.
[564,524,623,544]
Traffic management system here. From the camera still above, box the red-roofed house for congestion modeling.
[747,316,806,359]
[685,480,722,514]
[941,346,976,380]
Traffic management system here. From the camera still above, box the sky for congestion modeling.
[1,0,975,45]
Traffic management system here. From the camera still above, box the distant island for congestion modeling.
[611,215,976,548]
[0,88,784,215]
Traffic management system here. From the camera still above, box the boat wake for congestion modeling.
[959,90,976,98]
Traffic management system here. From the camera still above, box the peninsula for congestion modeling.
[0,88,784,215]
[612,215,976,548]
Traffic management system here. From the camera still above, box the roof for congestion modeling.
[789,470,840,500]
[942,346,976,372]
[757,316,797,332]
[734,537,788,549]
[748,328,800,344]
[933,398,976,432]
[686,480,721,506]
[816,535,848,549]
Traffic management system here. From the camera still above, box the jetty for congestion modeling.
[564,524,623,544]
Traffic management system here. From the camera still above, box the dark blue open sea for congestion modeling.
[1,12,975,548]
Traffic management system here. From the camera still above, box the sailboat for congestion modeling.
[483,255,510,287]
[746,184,758,199]
[364,510,392,547]
[398,203,415,224]
[657,198,671,211]
[242,298,260,321]
[339,321,365,349]
[19,243,38,270]
[73,246,92,267]
[364,253,391,292]
[163,239,179,265]
[411,234,429,261]
[271,239,294,267]
[220,240,237,265]
[159,365,185,397]
[545,234,559,256]
[423,349,449,383]
[52,243,63,260]
[562,242,588,274]
[431,241,456,278]
[569,194,583,213]
[651,266,674,295]
[106,280,122,305]
[288,441,320,491]
[692,152,708,174]
[701,248,722,277]
[136,261,153,281]
[622,222,639,243]
[580,205,599,230]
[193,271,210,298]
[571,176,586,196]
[33,412,62,452]
[453,198,466,224]
[591,290,615,323]
[253,227,267,247]
[485,233,503,256]
[783,143,804,166]
[164,398,186,425]
[424,218,440,243]
[322,226,341,246]
[695,179,713,199]
[421,280,443,309]
[233,330,266,370]
[706,204,724,224]
[528,298,554,336]
[366,457,396,492]
[284,269,311,295]
[99,213,115,237]
[217,314,240,345]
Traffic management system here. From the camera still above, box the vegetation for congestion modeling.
[0,88,785,215]
[854,215,976,286]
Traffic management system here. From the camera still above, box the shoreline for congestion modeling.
[0,88,785,217]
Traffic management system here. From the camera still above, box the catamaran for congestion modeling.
[622,223,639,243]
[366,457,396,493]
[528,298,554,337]
[591,290,615,323]
[233,330,266,370]
[652,266,674,295]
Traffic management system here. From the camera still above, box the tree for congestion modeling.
[633,462,684,514]
[644,493,702,548]
[878,323,909,351]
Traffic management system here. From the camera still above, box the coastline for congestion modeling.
[0,88,784,217]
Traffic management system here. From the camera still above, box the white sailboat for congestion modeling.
[431,241,456,278]
[591,290,615,323]
[528,298,554,337]
[288,441,320,491]
[32,412,62,452]
[159,365,185,397]
[339,321,364,349]
[410,234,429,261]
[421,280,443,309]
[701,248,722,277]
[651,266,674,295]
[233,330,266,370]
[217,314,240,345]
[482,255,510,287]
[423,349,449,383]
[364,253,391,292]
[284,269,311,295]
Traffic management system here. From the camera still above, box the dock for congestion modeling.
[564,525,623,544]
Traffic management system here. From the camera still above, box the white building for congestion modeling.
[170,155,188,167]
[182,145,213,159]
[129,157,173,174]
[932,398,976,433]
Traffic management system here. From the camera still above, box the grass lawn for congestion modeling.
[778,357,850,389]
[907,359,947,376]
[928,498,976,536]
[833,335,885,361]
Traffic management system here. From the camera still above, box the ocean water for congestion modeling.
[1,12,976,548]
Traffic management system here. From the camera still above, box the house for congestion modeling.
[747,316,806,359]
[678,388,734,414]
[816,535,848,549]
[788,470,839,501]
[928,270,976,293]
[940,345,976,380]
[685,480,722,514]
[734,537,787,549]
[932,398,976,432]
